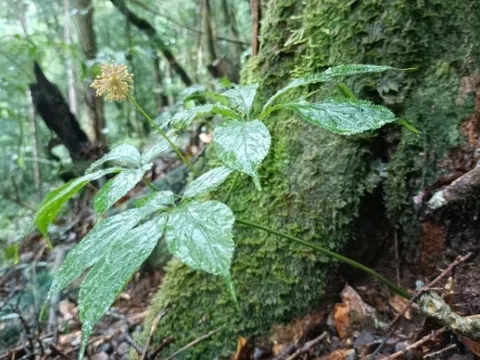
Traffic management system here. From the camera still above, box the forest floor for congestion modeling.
[1,154,479,360]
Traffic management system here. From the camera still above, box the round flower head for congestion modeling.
[91,63,134,101]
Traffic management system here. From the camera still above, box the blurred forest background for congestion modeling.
[0,0,249,245]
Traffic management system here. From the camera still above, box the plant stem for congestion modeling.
[224,172,240,204]
[236,218,411,299]
[128,95,196,174]
[144,178,161,192]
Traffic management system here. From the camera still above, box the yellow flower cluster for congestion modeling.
[91,63,134,102]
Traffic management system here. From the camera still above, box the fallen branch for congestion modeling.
[384,328,446,360]
[285,332,328,360]
[427,165,480,211]
[371,252,473,358]
[424,343,457,358]
[164,327,224,360]
[419,292,480,341]
[141,308,168,360]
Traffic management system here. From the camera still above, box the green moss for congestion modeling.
[142,1,480,358]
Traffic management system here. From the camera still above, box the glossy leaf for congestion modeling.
[213,119,271,189]
[283,99,396,135]
[94,165,151,214]
[135,190,175,210]
[183,166,233,198]
[263,64,397,111]
[86,144,141,173]
[170,104,239,129]
[78,216,167,359]
[48,206,157,299]
[141,136,176,165]
[222,84,258,115]
[165,201,235,277]
[34,168,117,238]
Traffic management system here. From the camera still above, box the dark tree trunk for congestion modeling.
[29,62,91,161]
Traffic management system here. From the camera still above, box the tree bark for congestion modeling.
[30,62,91,161]
[64,0,79,117]
[221,0,244,58]
[75,0,106,142]
[203,0,217,62]
[110,0,193,86]
[145,1,480,358]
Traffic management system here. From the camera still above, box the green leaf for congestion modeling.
[94,165,151,214]
[263,64,397,111]
[48,205,157,299]
[141,136,176,165]
[213,119,271,189]
[222,84,258,115]
[135,190,175,209]
[165,201,235,277]
[323,64,396,77]
[283,99,396,135]
[4,244,19,264]
[34,168,117,238]
[86,144,141,173]
[184,166,233,198]
[78,216,166,359]
[170,104,239,130]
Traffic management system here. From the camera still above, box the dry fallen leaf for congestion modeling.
[333,285,378,339]
[233,336,253,360]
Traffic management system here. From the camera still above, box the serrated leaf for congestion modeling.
[78,216,166,359]
[94,165,151,214]
[222,84,258,115]
[48,205,157,299]
[165,201,235,277]
[283,98,396,135]
[213,119,271,189]
[170,104,239,129]
[184,166,233,198]
[263,64,397,111]
[86,144,141,173]
[141,136,176,165]
[34,168,117,238]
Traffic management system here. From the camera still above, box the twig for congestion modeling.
[419,292,480,340]
[141,308,169,360]
[383,328,446,360]
[424,343,456,358]
[285,332,328,360]
[370,252,473,358]
[63,311,148,355]
[149,336,174,360]
[124,333,145,355]
[164,327,224,360]
[48,344,74,360]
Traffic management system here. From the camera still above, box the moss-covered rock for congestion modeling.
[142,1,480,358]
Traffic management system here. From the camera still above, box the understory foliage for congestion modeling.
[27,64,410,358]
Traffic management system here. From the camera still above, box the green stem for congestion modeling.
[224,172,240,204]
[128,95,196,174]
[145,178,161,192]
[236,218,411,299]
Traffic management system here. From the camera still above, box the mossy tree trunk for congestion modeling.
[143,1,480,358]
